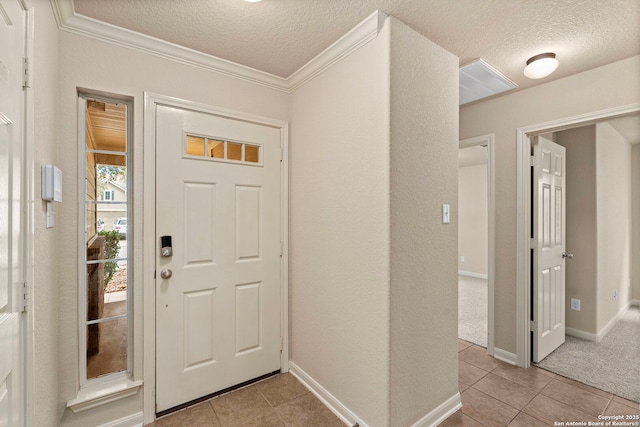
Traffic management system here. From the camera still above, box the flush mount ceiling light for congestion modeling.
[524,53,559,79]
[243,0,262,2]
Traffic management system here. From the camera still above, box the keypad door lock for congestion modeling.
[161,235,173,257]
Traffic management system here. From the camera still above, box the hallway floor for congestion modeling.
[151,341,639,426]
[150,373,344,427]
[449,340,639,426]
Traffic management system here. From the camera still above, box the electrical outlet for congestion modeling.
[570,298,581,311]
[461,256,465,262]
[613,290,617,301]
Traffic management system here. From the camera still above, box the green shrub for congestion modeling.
[99,230,120,288]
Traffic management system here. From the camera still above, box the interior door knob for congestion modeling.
[562,252,573,259]
[160,268,173,279]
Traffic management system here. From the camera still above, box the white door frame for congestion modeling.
[22,1,35,425]
[142,93,289,424]
[515,102,640,368]
[1,0,36,424]
[459,134,496,356]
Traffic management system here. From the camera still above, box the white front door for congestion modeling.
[532,136,567,363]
[0,0,26,425]
[155,105,282,412]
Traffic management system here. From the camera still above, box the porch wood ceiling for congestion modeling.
[86,101,126,166]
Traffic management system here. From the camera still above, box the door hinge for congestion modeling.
[530,238,537,249]
[280,336,284,351]
[530,320,536,332]
[280,242,283,257]
[280,147,284,162]
[22,57,31,90]
[530,155,536,167]
[21,282,30,312]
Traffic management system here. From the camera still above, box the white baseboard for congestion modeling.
[458,270,488,280]
[630,299,640,307]
[493,347,517,365]
[96,412,143,427]
[596,302,632,342]
[289,362,364,426]
[290,361,462,427]
[565,327,597,342]
[410,392,461,427]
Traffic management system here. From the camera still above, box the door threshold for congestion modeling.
[156,370,281,418]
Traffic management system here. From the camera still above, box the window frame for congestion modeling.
[102,190,115,201]
[182,131,264,167]
[77,93,133,387]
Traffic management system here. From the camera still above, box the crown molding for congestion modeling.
[50,0,288,91]
[287,10,387,91]
[50,0,387,93]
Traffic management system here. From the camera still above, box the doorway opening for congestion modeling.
[516,103,640,402]
[458,134,495,354]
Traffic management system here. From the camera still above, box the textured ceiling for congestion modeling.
[73,0,640,92]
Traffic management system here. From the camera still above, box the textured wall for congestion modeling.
[56,30,289,426]
[595,123,632,332]
[289,17,459,426]
[289,22,392,425]
[458,163,488,276]
[556,126,598,335]
[31,0,61,425]
[460,55,640,354]
[632,144,640,301]
[388,17,459,427]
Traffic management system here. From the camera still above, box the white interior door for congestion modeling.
[0,0,26,425]
[532,136,566,363]
[155,105,282,412]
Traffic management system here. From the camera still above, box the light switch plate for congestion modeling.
[442,204,450,224]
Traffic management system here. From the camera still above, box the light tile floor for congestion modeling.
[152,340,639,426]
[150,372,344,427]
[447,340,639,426]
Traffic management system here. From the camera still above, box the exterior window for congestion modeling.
[185,133,262,165]
[80,95,131,383]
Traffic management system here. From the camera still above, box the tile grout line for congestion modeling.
[458,343,636,426]
[259,387,289,426]
[257,378,317,426]
[467,351,558,426]
[206,400,225,427]
[601,394,615,416]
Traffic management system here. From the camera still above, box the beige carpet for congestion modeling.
[458,274,488,347]
[537,305,640,403]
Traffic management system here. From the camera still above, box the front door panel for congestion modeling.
[155,105,282,412]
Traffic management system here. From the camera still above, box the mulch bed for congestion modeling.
[105,267,127,293]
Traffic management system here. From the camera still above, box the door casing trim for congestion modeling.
[459,134,496,356]
[22,2,35,425]
[515,102,640,368]
[142,93,289,423]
